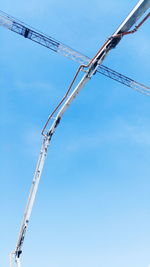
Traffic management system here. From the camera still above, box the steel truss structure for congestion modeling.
[0,9,150,95]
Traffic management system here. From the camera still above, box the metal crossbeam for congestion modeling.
[0,9,149,95]
[11,22,60,52]
[97,65,150,95]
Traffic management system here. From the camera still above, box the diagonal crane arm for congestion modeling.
[6,0,150,266]
[0,8,150,95]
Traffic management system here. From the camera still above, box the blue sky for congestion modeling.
[0,1,150,267]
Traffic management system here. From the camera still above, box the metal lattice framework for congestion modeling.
[97,65,150,95]
[0,9,150,95]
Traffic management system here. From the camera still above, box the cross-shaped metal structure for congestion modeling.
[0,1,150,266]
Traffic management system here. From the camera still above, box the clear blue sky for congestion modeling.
[1,1,150,267]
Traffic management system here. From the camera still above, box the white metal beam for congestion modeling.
[114,0,150,34]
[11,1,150,266]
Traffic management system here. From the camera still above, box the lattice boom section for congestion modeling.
[0,13,149,96]
[57,44,90,65]
[11,22,60,52]
[8,20,91,61]
[97,65,150,95]
[130,80,150,95]
[0,15,13,29]
[97,65,133,87]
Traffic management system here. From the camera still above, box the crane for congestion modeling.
[0,8,150,95]
[0,1,149,267]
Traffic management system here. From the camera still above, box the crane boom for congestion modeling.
[0,9,150,95]
[6,0,149,266]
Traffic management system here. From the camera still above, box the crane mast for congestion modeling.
[2,0,149,266]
